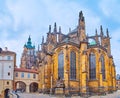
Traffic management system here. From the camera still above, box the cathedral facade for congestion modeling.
[37,11,116,94]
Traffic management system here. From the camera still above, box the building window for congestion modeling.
[28,73,30,78]
[8,72,10,76]
[16,72,18,77]
[7,81,9,85]
[7,56,11,60]
[33,74,36,79]
[70,51,76,80]
[21,72,24,78]
[89,53,96,79]
[9,66,11,68]
[101,55,105,80]
[58,51,64,79]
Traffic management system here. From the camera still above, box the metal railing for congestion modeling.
[38,86,117,97]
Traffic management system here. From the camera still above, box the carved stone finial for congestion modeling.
[100,25,103,36]
[95,29,98,36]
[54,22,57,32]
[106,28,109,37]
[59,26,61,33]
[42,36,44,44]
[49,25,51,33]
[79,11,83,19]
[79,11,84,21]
[38,44,39,51]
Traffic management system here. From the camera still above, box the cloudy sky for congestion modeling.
[0,0,120,73]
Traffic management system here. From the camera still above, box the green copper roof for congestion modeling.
[24,36,35,49]
[89,41,96,45]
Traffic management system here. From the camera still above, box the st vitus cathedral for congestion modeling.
[20,36,36,69]
[36,11,116,94]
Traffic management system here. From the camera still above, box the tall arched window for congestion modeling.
[89,53,96,79]
[58,51,64,79]
[70,51,76,80]
[101,55,105,79]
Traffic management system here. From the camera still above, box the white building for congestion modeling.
[0,47,16,97]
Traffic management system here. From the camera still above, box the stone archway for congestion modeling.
[4,88,9,98]
[15,81,26,92]
[29,82,38,92]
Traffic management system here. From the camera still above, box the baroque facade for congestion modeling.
[37,11,116,94]
[0,47,16,98]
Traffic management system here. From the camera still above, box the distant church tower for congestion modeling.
[20,36,36,69]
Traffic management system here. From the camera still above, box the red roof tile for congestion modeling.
[14,68,38,74]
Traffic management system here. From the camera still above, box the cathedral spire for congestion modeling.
[78,11,86,41]
[42,36,44,44]
[100,25,103,36]
[95,29,98,36]
[79,11,84,22]
[27,35,32,46]
[59,26,61,33]
[38,44,39,51]
[54,22,57,33]
[106,28,109,37]
[49,25,51,33]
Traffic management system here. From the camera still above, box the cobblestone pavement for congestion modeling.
[17,90,120,98]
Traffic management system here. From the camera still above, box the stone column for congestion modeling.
[64,45,69,95]
[81,51,87,95]
[26,85,29,93]
[16,83,19,89]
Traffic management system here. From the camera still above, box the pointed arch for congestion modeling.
[70,51,76,80]
[89,52,96,79]
[58,51,64,79]
[100,55,105,79]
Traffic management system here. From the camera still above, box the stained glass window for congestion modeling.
[58,51,64,79]
[101,55,105,79]
[70,51,76,80]
[89,53,96,79]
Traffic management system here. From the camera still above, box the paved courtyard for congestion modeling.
[13,90,120,98]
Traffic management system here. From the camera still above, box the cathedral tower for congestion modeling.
[20,36,36,69]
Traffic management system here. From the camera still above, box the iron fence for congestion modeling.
[38,86,117,97]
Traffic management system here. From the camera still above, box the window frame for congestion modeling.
[101,55,106,80]
[70,51,76,80]
[33,74,36,79]
[58,51,64,79]
[21,72,24,78]
[89,52,96,80]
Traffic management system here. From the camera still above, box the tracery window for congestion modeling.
[101,55,105,79]
[89,53,96,79]
[70,51,76,80]
[58,51,64,79]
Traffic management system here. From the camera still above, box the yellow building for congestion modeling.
[37,11,116,95]
[14,68,38,93]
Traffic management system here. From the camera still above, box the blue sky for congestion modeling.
[0,0,120,74]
